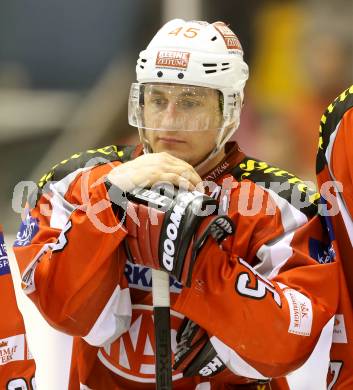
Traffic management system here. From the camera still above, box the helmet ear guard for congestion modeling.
[221,90,242,130]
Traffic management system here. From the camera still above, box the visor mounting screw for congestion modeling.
[157,71,163,78]
[177,73,184,79]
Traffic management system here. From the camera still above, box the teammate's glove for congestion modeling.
[107,184,234,286]
[173,318,226,377]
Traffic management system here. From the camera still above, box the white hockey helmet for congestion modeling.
[128,19,249,162]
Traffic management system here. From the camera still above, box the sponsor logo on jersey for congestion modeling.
[0,232,10,276]
[0,334,25,365]
[98,305,183,383]
[309,238,335,264]
[156,50,190,70]
[332,314,347,344]
[14,211,39,247]
[124,262,182,293]
[284,288,313,336]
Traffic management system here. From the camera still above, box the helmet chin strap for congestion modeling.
[193,124,236,174]
[138,128,153,154]
[138,123,237,176]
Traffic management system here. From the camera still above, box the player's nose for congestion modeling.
[160,102,180,129]
[165,101,178,116]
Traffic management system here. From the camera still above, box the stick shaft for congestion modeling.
[152,269,172,390]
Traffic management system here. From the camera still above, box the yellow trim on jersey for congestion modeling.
[38,145,123,188]
[238,159,319,205]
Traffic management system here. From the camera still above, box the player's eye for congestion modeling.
[178,98,201,109]
[150,96,168,108]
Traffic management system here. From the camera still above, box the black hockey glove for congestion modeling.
[107,184,234,286]
[174,319,273,387]
[173,317,226,377]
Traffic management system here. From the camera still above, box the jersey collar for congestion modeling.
[202,142,245,182]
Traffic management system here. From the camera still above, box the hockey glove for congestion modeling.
[173,317,226,377]
[107,184,234,286]
[174,319,273,387]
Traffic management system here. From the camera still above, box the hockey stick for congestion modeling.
[152,269,173,390]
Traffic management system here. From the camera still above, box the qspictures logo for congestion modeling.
[156,50,190,70]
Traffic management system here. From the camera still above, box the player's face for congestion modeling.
[143,84,223,166]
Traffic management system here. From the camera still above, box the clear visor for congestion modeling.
[128,83,234,132]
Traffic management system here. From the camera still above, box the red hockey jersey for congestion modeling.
[0,226,36,389]
[316,85,353,389]
[14,143,338,389]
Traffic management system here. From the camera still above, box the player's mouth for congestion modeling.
[157,136,187,144]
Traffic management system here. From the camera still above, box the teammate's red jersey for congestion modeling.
[14,143,338,389]
[316,85,353,389]
[0,226,36,389]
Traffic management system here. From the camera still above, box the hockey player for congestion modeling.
[316,85,353,389]
[0,226,36,389]
[14,20,338,389]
